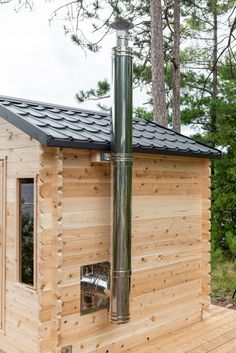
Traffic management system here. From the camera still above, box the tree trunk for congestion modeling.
[211,0,218,142]
[172,0,181,133]
[150,0,167,127]
[210,0,218,177]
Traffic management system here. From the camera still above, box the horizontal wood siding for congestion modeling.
[0,118,40,353]
[201,159,211,312]
[0,120,211,353]
[44,148,210,353]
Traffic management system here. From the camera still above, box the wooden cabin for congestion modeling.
[0,95,228,353]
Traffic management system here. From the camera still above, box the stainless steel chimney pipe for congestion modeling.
[108,19,134,324]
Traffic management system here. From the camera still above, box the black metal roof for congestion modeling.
[0,95,221,159]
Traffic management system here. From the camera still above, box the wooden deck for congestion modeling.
[125,305,236,353]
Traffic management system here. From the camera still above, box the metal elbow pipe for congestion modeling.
[108,20,134,324]
[81,273,109,299]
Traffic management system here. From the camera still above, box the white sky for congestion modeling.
[0,1,192,135]
[0,1,119,109]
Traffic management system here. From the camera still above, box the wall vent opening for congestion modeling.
[80,262,109,315]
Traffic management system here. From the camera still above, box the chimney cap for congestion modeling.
[110,19,134,31]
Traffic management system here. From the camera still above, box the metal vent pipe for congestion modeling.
[108,20,134,324]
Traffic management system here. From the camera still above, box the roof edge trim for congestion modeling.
[47,137,220,159]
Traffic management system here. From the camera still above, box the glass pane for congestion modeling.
[19,179,34,286]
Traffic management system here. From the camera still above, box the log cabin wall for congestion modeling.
[0,117,40,353]
[38,147,211,353]
[38,146,64,353]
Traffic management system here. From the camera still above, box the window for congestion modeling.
[19,179,34,287]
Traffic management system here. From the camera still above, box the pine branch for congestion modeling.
[200,15,236,102]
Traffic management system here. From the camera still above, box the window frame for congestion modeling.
[16,176,38,291]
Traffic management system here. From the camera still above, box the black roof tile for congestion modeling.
[0,95,221,159]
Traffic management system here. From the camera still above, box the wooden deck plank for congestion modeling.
[126,307,235,353]
[124,305,236,353]
[158,312,236,353]
[227,342,236,353]
[208,337,236,353]
[183,327,236,353]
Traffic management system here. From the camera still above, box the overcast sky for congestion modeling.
[0,1,194,135]
[0,1,141,110]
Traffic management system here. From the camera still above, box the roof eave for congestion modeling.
[132,146,221,159]
[45,137,110,151]
[46,137,221,159]
[0,104,48,145]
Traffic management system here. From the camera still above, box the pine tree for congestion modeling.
[150,0,168,126]
[172,0,180,132]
